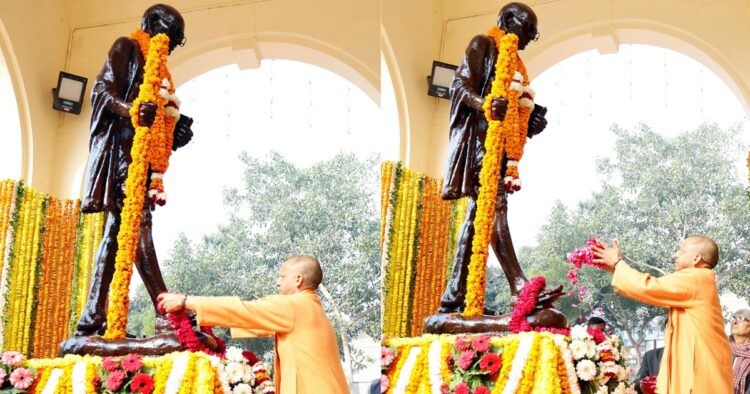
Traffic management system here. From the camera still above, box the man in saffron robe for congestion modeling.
[158,255,349,394]
[76,4,194,336]
[593,236,733,393]
[439,2,558,314]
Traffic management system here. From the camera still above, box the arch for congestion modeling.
[524,19,750,117]
[0,18,32,181]
[381,29,410,165]
[168,32,379,104]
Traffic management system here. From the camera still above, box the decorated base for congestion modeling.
[424,308,567,335]
[382,328,636,394]
[59,331,220,357]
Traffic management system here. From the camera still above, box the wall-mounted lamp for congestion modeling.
[52,71,88,115]
[427,61,458,99]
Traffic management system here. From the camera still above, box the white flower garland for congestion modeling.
[72,360,89,394]
[501,333,535,394]
[553,335,582,394]
[393,346,421,393]
[427,338,444,394]
[165,352,190,394]
[41,368,64,394]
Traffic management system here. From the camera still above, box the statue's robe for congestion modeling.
[612,261,733,394]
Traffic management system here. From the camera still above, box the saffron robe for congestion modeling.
[612,261,733,393]
[193,289,349,394]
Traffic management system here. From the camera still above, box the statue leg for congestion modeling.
[438,197,477,313]
[134,206,168,313]
[490,190,527,295]
[76,210,119,335]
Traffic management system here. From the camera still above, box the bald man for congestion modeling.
[158,255,349,394]
[592,236,733,393]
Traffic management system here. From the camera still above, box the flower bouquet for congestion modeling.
[567,325,636,394]
[100,354,152,393]
[449,335,501,394]
[639,375,657,394]
[0,351,34,392]
[218,347,274,394]
[380,343,397,393]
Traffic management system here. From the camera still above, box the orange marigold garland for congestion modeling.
[464,27,534,317]
[105,30,177,340]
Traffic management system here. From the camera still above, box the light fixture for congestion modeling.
[427,61,458,99]
[52,71,88,115]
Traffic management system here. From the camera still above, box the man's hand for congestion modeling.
[173,114,194,150]
[157,292,187,313]
[138,102,158,127]
[527,104,547,138]
[490,97,508,121]
[591,239,622,273]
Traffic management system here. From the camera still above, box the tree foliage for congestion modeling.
[128,152,381,371]
[517,123,750,365]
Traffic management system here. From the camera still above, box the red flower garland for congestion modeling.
[157,293,226,357]
[508,276,546,333]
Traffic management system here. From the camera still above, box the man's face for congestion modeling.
[673,239,700,271]
[149,11,186,53]
[731,314,750,338]
[589,323,606,331]
[503,9,539,50]
[275,263,301,295]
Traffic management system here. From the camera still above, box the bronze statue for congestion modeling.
[76,4,193,337]
[437,3,564,321]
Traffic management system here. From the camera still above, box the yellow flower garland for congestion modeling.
[464,26,533,317]
[531,335,562,394]
[405,344,430,393]
[105,29,175,339]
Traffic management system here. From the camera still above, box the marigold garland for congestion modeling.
[464,26,534,317]
[105,29,178,340]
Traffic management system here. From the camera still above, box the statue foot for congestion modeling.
[510,284,565,309]
[526,307,567,329]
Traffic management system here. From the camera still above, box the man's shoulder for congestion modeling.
[109,36,136,54]
[467,34,493,50]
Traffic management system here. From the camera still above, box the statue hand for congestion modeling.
[527,104,547,138]
[490,97,508,121]
[173,114,194,150]
[138,102,158,127]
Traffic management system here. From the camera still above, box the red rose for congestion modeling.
[121,353,143,372]
[474,386,491,394]
[478,353,501,375]
[106,370,126,391]
[455,381,471,394]
[587,326,606,344]
[242,351,260,365]
[131,373,155,394]
[471,335,490,353]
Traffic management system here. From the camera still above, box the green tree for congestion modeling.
[128,152,381,380]
[518,123,750,368]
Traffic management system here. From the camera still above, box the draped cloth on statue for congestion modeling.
[193,289,349,394]
[612,261,732,394]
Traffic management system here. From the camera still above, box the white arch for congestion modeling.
[0,18,32,181]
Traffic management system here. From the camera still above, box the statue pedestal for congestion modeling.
[423,308,567,335]
[58,331,219,358]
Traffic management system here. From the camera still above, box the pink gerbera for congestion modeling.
[102,356,119,372]
[455,336,471,351]
[381,346,395,367]
[458,350,476,370]
[1,351,23,366]
[9,368,34,390]
[106,370,126,391]
[471,335,490,352]
[121,353,143,372]
[380,374,389,393]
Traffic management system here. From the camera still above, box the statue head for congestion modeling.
[496,2,539,50]
[141,4,186,53]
